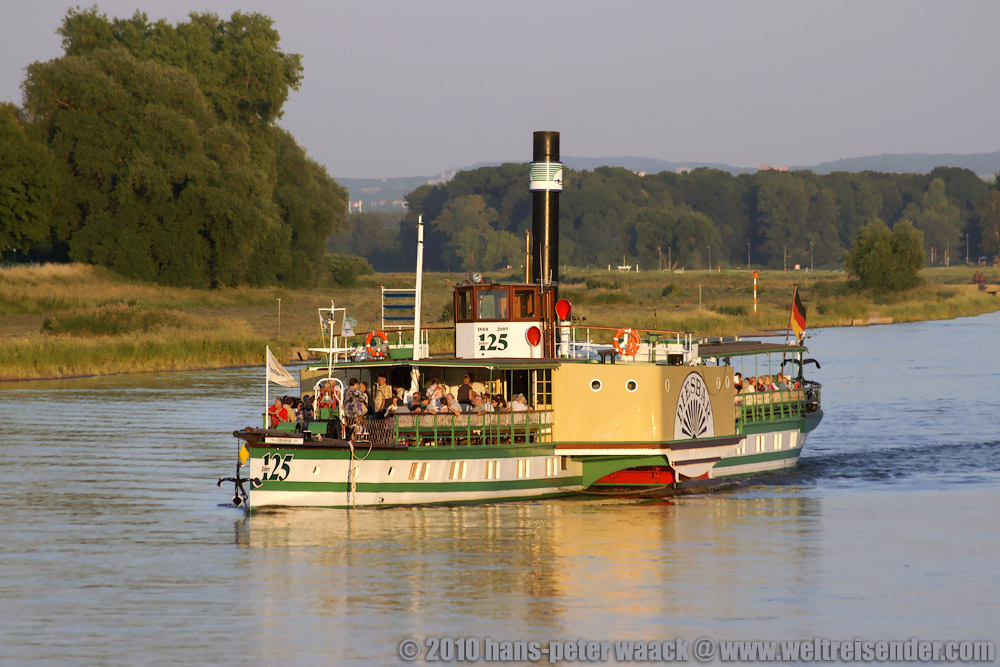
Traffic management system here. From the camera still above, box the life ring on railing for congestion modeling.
[612,328,641,357]
[365,330,388,358]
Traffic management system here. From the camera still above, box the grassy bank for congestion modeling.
[1,262,998,381]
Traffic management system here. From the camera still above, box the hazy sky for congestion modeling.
[2,1,998,178]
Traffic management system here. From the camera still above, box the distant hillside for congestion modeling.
[794,152,1000,176]
[337,152,1000,211]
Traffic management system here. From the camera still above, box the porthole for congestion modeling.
[626,379,638,393]
[664,379,671,393]
[725,376,731,389]
[716,377,722,390]
[590,379,602,392]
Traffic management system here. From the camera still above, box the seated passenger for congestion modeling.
[734,372,743,394]
[268,398,295,427]
[407,392,421,411]
[492,394,508,411]
[743,377,756,394]
[444,392,463,415]
[510,393,531,412]
[774,373,788,391]
[470,393,488,414]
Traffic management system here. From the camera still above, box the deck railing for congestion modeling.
[351,410,554,447]
[735,383,821,430]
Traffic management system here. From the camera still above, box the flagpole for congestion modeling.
[785,284,798,344]
[265,346,270,429]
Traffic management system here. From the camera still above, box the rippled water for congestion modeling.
[1,312,997,665]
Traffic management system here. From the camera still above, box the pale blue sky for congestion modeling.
[2,0,997,178]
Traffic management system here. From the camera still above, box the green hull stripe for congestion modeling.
[249,444,556,460]
[714,448,801,467]
[256,476,583,493]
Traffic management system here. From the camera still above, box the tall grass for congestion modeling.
[2,262,999,380]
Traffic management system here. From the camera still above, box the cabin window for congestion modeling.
[516,459,530,478]
[533,368,552,408]
[449,461,467,480]
[591,379,602,392]
[456,290,472,321]
[773,433,782,450]
[545,457,559,477]
[626,379,638,392]
[513,289,537,320]
[484,460,499,480]
[477,288,509,320]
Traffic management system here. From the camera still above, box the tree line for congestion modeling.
[0,8,347,288]
[332,163,1000,274]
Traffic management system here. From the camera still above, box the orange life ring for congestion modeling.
[612,328,641,357]
[365,330,388,358]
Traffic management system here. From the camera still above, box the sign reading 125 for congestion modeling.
[478,332,508,352]
[261,452,293,481]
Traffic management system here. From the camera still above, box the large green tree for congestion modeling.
[22,48,282,286]
[0,104,62,254]
[14,8,345,286]
[844,218,925,291]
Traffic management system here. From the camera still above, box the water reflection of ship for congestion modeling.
[236,494,818,633]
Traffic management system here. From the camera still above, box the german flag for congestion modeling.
[791,288,806,343]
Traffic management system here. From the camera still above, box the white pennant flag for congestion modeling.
[266,346,298,388]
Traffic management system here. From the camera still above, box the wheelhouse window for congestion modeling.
[477,288,509,320]
[456,289,473,322]
[513,289,537,320]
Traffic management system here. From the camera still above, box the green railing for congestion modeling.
[735,383,821,431]
[355,410,554,447]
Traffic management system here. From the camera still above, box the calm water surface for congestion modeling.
[1,312,998,665]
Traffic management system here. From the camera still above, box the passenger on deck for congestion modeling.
[444,393,463,415]
[407,392,422,411]
[470,393,488,413]
[492,394,508,411]
[774,373,788,391]
[268,398,295,427]
[373,373,393,417]
[457,374,474,408]
[387,396,408,415]
[343,379,368,422]
[743,377,756,394]
[510,393,531,412]
[734,372,743,393]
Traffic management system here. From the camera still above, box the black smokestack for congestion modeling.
[530,131,561,288]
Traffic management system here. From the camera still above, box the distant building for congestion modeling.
[759,164,789,172]
[675,167,693,174]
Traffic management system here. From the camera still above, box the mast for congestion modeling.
[413,214,424,361]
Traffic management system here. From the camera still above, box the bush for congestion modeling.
[660,284,683,298]
[326,254,374,287]
[711,304,747,316]
[844,219,925,291]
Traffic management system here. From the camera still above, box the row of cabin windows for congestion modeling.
[408,457,564,481]
[456,287,539,323]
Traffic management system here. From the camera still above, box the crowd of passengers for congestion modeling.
[267,372,532,428]
[732,372,800,403]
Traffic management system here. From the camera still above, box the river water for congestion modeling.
[1,312,997,665]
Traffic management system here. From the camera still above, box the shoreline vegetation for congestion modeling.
[2,262,998,382]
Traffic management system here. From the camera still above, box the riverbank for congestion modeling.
[2,262,998,380]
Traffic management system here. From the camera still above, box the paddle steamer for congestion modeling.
[220,132,823,509]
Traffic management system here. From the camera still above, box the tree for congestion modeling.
[901,177,962,264]
[0,104,61,254]
[979,189,1000,259]
[22,48,282,286]
[844,218,925,291]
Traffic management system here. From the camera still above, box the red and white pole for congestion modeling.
[753,271,758,313]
